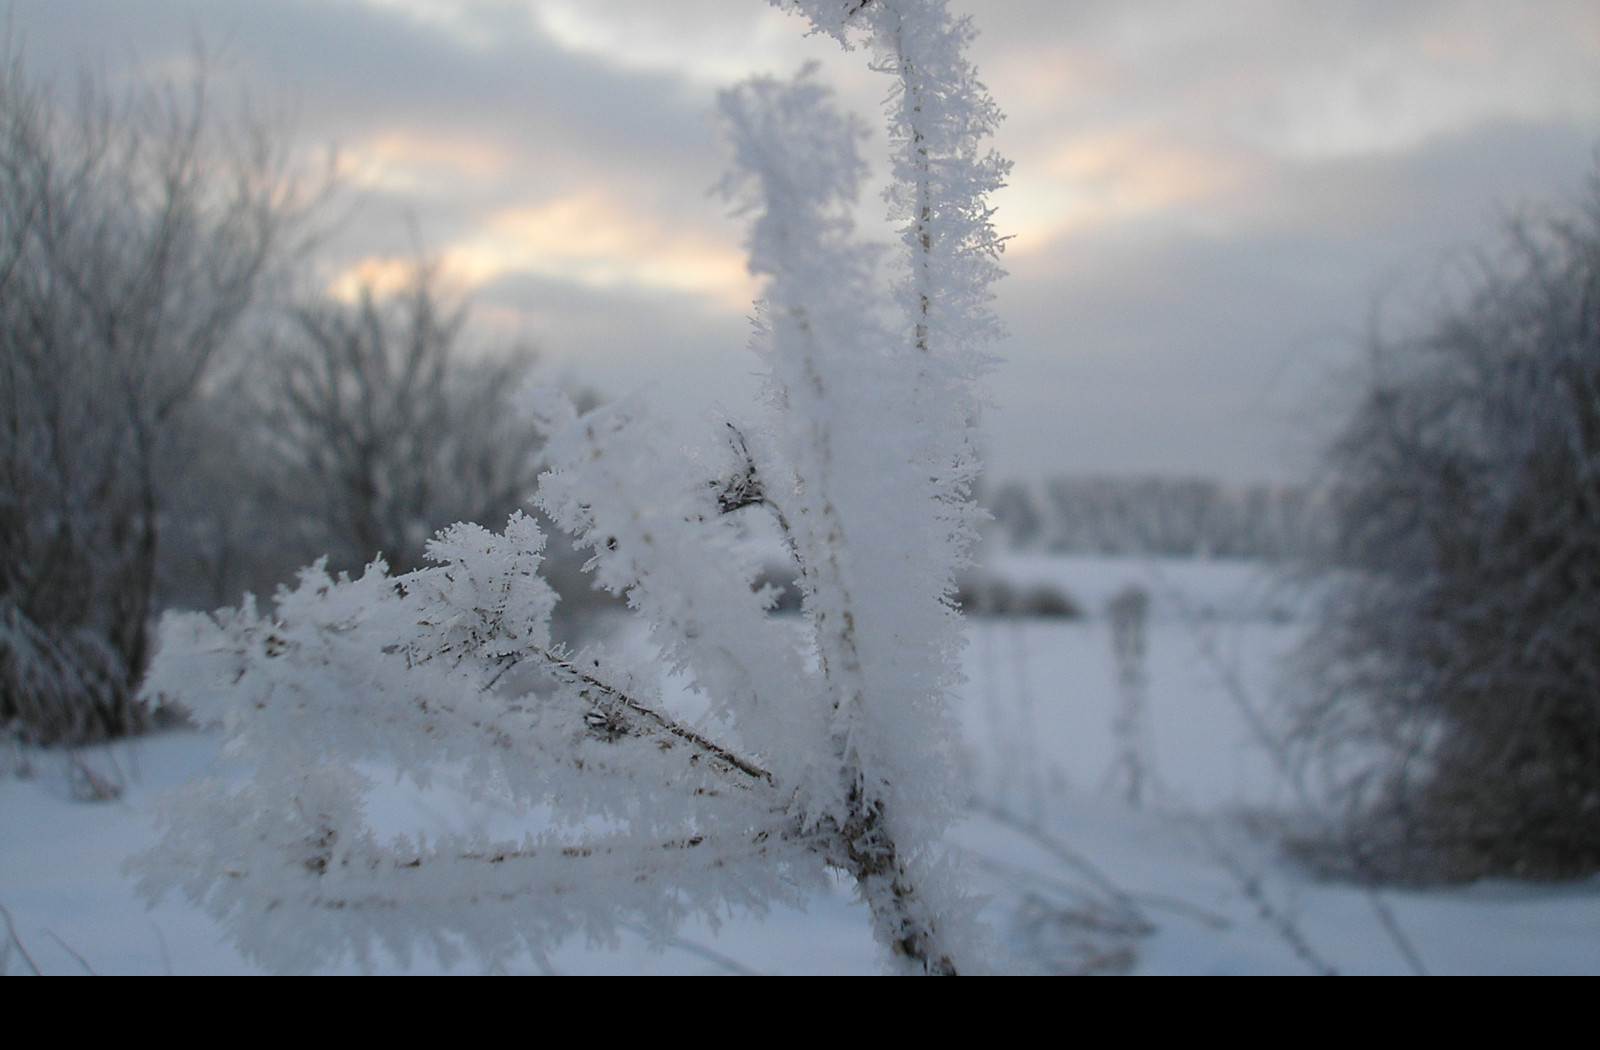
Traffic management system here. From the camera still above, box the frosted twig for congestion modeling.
[1145,565,1429,973]
[535,648,774,786]
[150,920,173,976]
[46,929,99,975]
[1366,890,1428,975]
[972,798,1153,933]
[617,919,764,976]
[0,902,41,976]
[1177,816,1339,976]
[1143,563,1305,802]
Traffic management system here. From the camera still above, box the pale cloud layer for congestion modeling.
[13,0,1600,481]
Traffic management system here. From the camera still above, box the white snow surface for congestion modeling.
[4,554,1599,975]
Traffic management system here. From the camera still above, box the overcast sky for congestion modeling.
[13,0,1600,483]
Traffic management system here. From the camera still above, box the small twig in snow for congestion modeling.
[1366,889,1428,976]
[0,902,41,975]
[46,929,99,975]
[150,921,173,976]
[617,920,763,976]
[973,798,1154,934]
[1178,817,1338,976]
[1143,562,1307,804]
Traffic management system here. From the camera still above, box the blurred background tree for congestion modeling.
[0,50,308,744]
[262,264,544,578]
[1294,170,1600,881]
[0,49,594,747]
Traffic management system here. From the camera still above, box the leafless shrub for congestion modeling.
[0,48,311,745]
[1292,169,1600,882]
[238,262,616,643]
[265,264,545,576]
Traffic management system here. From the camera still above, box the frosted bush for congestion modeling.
[133,0,1008,975]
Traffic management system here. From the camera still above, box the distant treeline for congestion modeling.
[984,477,1328,559]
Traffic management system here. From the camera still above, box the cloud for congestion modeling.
[17,0,1600,485]
[527,0,810,83]
[336,129,512,197]
[969,0,1600,268]
[1001,130,1254,252]
[330,190,756,309]
[985,118,1600,482]
[975,1,1600,152]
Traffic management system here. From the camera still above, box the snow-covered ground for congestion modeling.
[4,555,1599,975]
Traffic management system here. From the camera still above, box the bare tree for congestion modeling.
[0,51,308,744]
[263,263,549,577]
[1293,169,1600,881]
[150,264,610,644]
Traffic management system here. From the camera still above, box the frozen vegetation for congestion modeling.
[5,555,1600,974]
[105,0,1008,976]
[6,0,1600,976]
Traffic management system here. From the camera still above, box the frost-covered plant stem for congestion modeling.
[133,0,1005,976]
[715,426,954,971]
[888,10,937,355]
[710,0,1008,973]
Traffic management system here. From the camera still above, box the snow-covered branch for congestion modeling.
[135,0,1006,975]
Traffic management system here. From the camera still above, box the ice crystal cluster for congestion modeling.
[135,0,1008,975]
